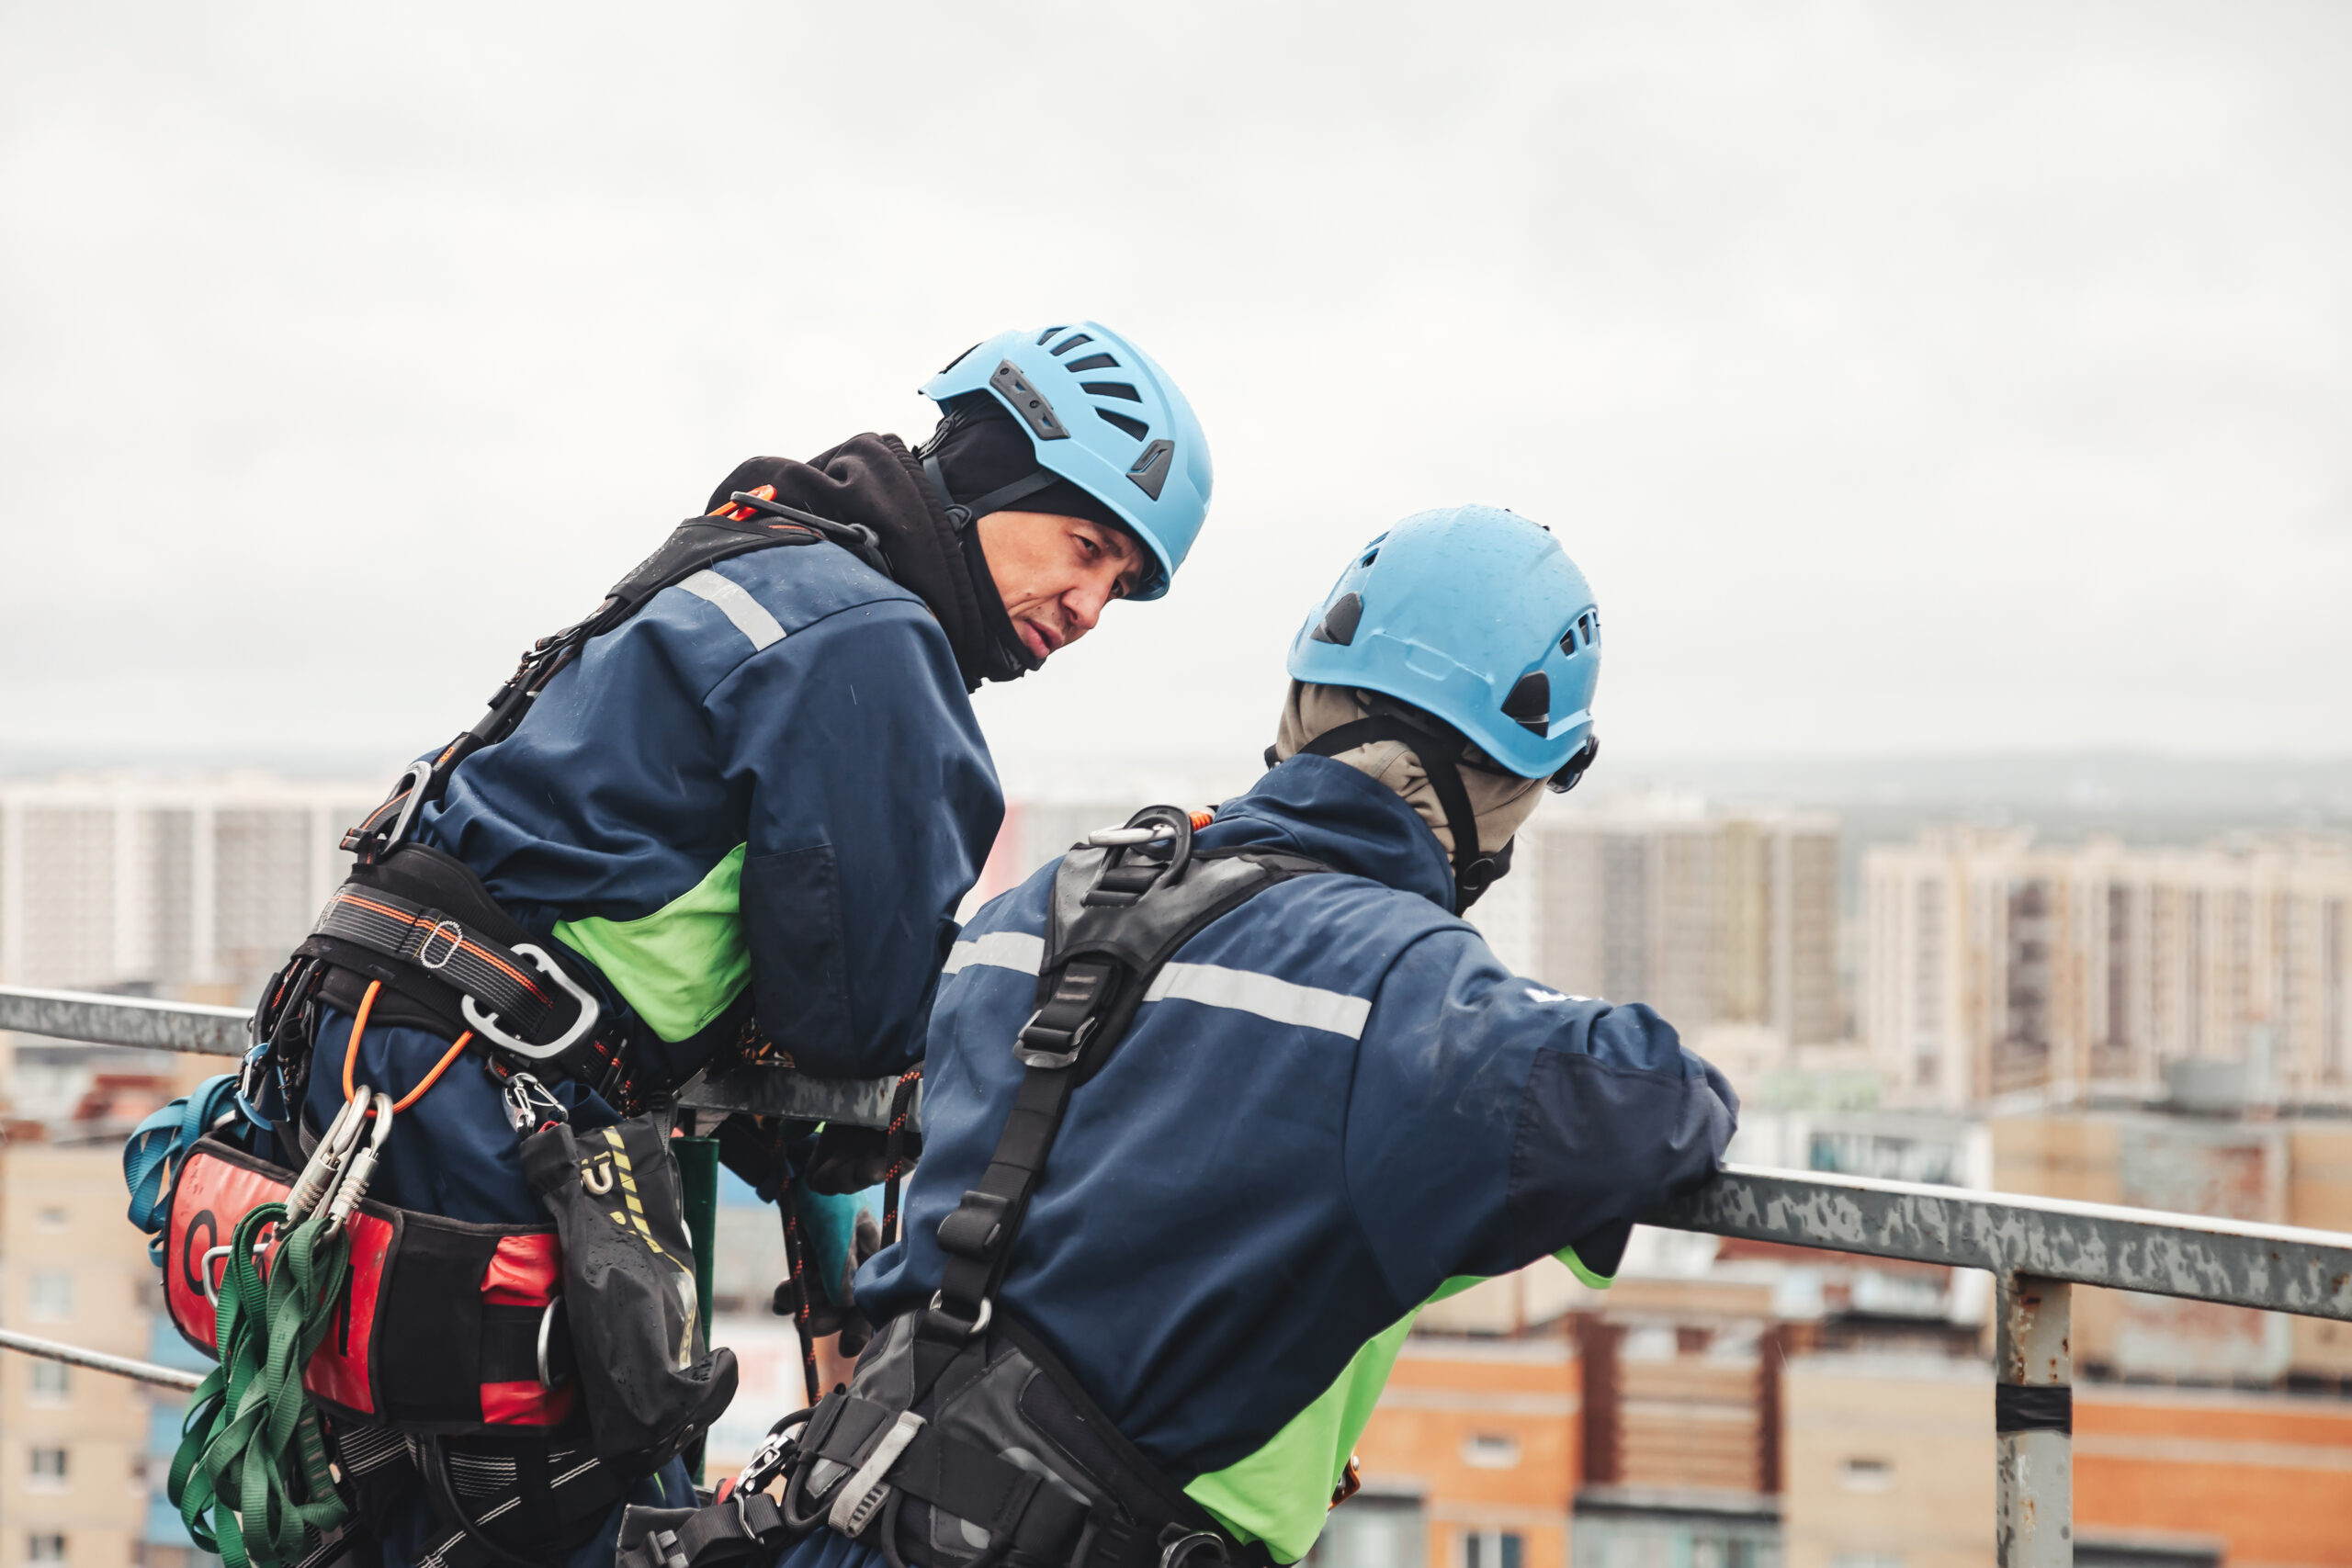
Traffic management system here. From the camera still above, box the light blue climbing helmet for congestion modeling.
[1288,504,1602,787]
[922,321,1212,600]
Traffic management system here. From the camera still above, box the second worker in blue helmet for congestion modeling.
[640,504,1738,1568]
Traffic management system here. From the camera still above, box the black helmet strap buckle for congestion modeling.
[919,452,1061,535]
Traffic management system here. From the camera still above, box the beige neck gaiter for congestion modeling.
[1272,682,1545,859]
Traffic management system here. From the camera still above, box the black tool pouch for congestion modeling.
[521,1117,739,1467]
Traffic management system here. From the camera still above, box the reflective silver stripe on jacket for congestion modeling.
[676,570,786,651]
[942,931,1368,1039]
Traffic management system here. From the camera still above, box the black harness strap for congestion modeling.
[310,882,556,1037]
[919,808,1330,1369]
[342,507,836,867]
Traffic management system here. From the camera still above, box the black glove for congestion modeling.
[775,1207,884,1357]
[805,1121,921,1195]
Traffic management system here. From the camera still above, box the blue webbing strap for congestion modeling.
[124,1075,243,1266]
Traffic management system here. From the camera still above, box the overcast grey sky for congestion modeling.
[3,2,2346,789]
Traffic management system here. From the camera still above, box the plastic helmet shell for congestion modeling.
[922,321,1212,601]
[1287,505,1600,780]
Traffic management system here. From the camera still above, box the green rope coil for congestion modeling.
[168,1202,354,1568]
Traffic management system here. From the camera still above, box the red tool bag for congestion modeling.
[164,1135,576,1432]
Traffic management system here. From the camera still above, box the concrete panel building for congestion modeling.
[0,774,381,1003]
[1529,796,1840,1052]
[1862,828,2352,1109]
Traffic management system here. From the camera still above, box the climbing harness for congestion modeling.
[621,807,1330,1568]
[171,481,901,1564]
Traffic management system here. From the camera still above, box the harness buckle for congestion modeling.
[460,943,603,1062]
[414,919,464,970]
[923,1290,992,1340]
[826,1410,926,1540]
[1013,1011,1095,1070]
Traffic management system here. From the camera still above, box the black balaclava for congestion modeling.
[914,398,1141,683]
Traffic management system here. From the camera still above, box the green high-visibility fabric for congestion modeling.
[553,844,749,1043]
[1182,1246,1609,1563]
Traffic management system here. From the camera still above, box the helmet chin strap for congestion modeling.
[1293,716,1515,913]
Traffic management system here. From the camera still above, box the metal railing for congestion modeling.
[11,983,2352,1564]
[0,982,915,1128]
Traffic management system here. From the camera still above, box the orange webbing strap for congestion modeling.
[340,980,474,1114]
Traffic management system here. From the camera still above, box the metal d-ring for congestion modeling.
[537,1298,565,1390]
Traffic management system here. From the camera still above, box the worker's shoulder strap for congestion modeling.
[342,499,849,865]
[924,807,1331,1345]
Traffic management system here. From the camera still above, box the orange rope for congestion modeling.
[341,978,474,1112]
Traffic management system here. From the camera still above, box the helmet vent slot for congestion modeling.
[1502,672,1551,733]
[990,359,1071,441]
[1050,333,1095,355]
[1082,381,1142,401]
[1127,439,1174,501]
[1036,326,1068,345]
[1064,353,1120,373]
[1096,407,1150,441]
[1310,592,1364,647]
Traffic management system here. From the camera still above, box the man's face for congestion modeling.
[977,510,1148,661]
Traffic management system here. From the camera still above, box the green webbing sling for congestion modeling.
[168,1201,354,1568]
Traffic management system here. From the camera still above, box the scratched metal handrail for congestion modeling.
[10,985,2351,1563]
[0,981,917,1128]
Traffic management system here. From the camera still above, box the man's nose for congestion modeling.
[1064,584,1112,637]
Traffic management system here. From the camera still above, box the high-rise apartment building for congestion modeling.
[1527,795,1842,1051]
[0,775,382,1004]
[1862,828,2352,1108]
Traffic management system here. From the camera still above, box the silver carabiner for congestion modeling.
[323,1090,396,1237]
[285,1094,368,1224]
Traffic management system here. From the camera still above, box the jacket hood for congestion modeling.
[1194,754,1459,910]
[707,434,1023,691]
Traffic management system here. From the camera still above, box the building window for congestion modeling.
[1838,1457,1894,1493]
[28,1272,73,1319]
[28,1447,69,1489]
[27,1535,66,1564]
[1460,1434,1521,1470]
[1463,1531,1521,1568]
[28,1360,70,1404]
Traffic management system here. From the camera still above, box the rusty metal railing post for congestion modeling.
[1996,1274,2072,1568]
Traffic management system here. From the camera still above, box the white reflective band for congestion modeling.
[676,570,786,651]
[943,933,1369,1038]
[1144,962,1371,1039]
[942,931,1045,976]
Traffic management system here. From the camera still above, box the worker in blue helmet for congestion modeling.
[209,322,1213,1568]
[625,505,1736,1568]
